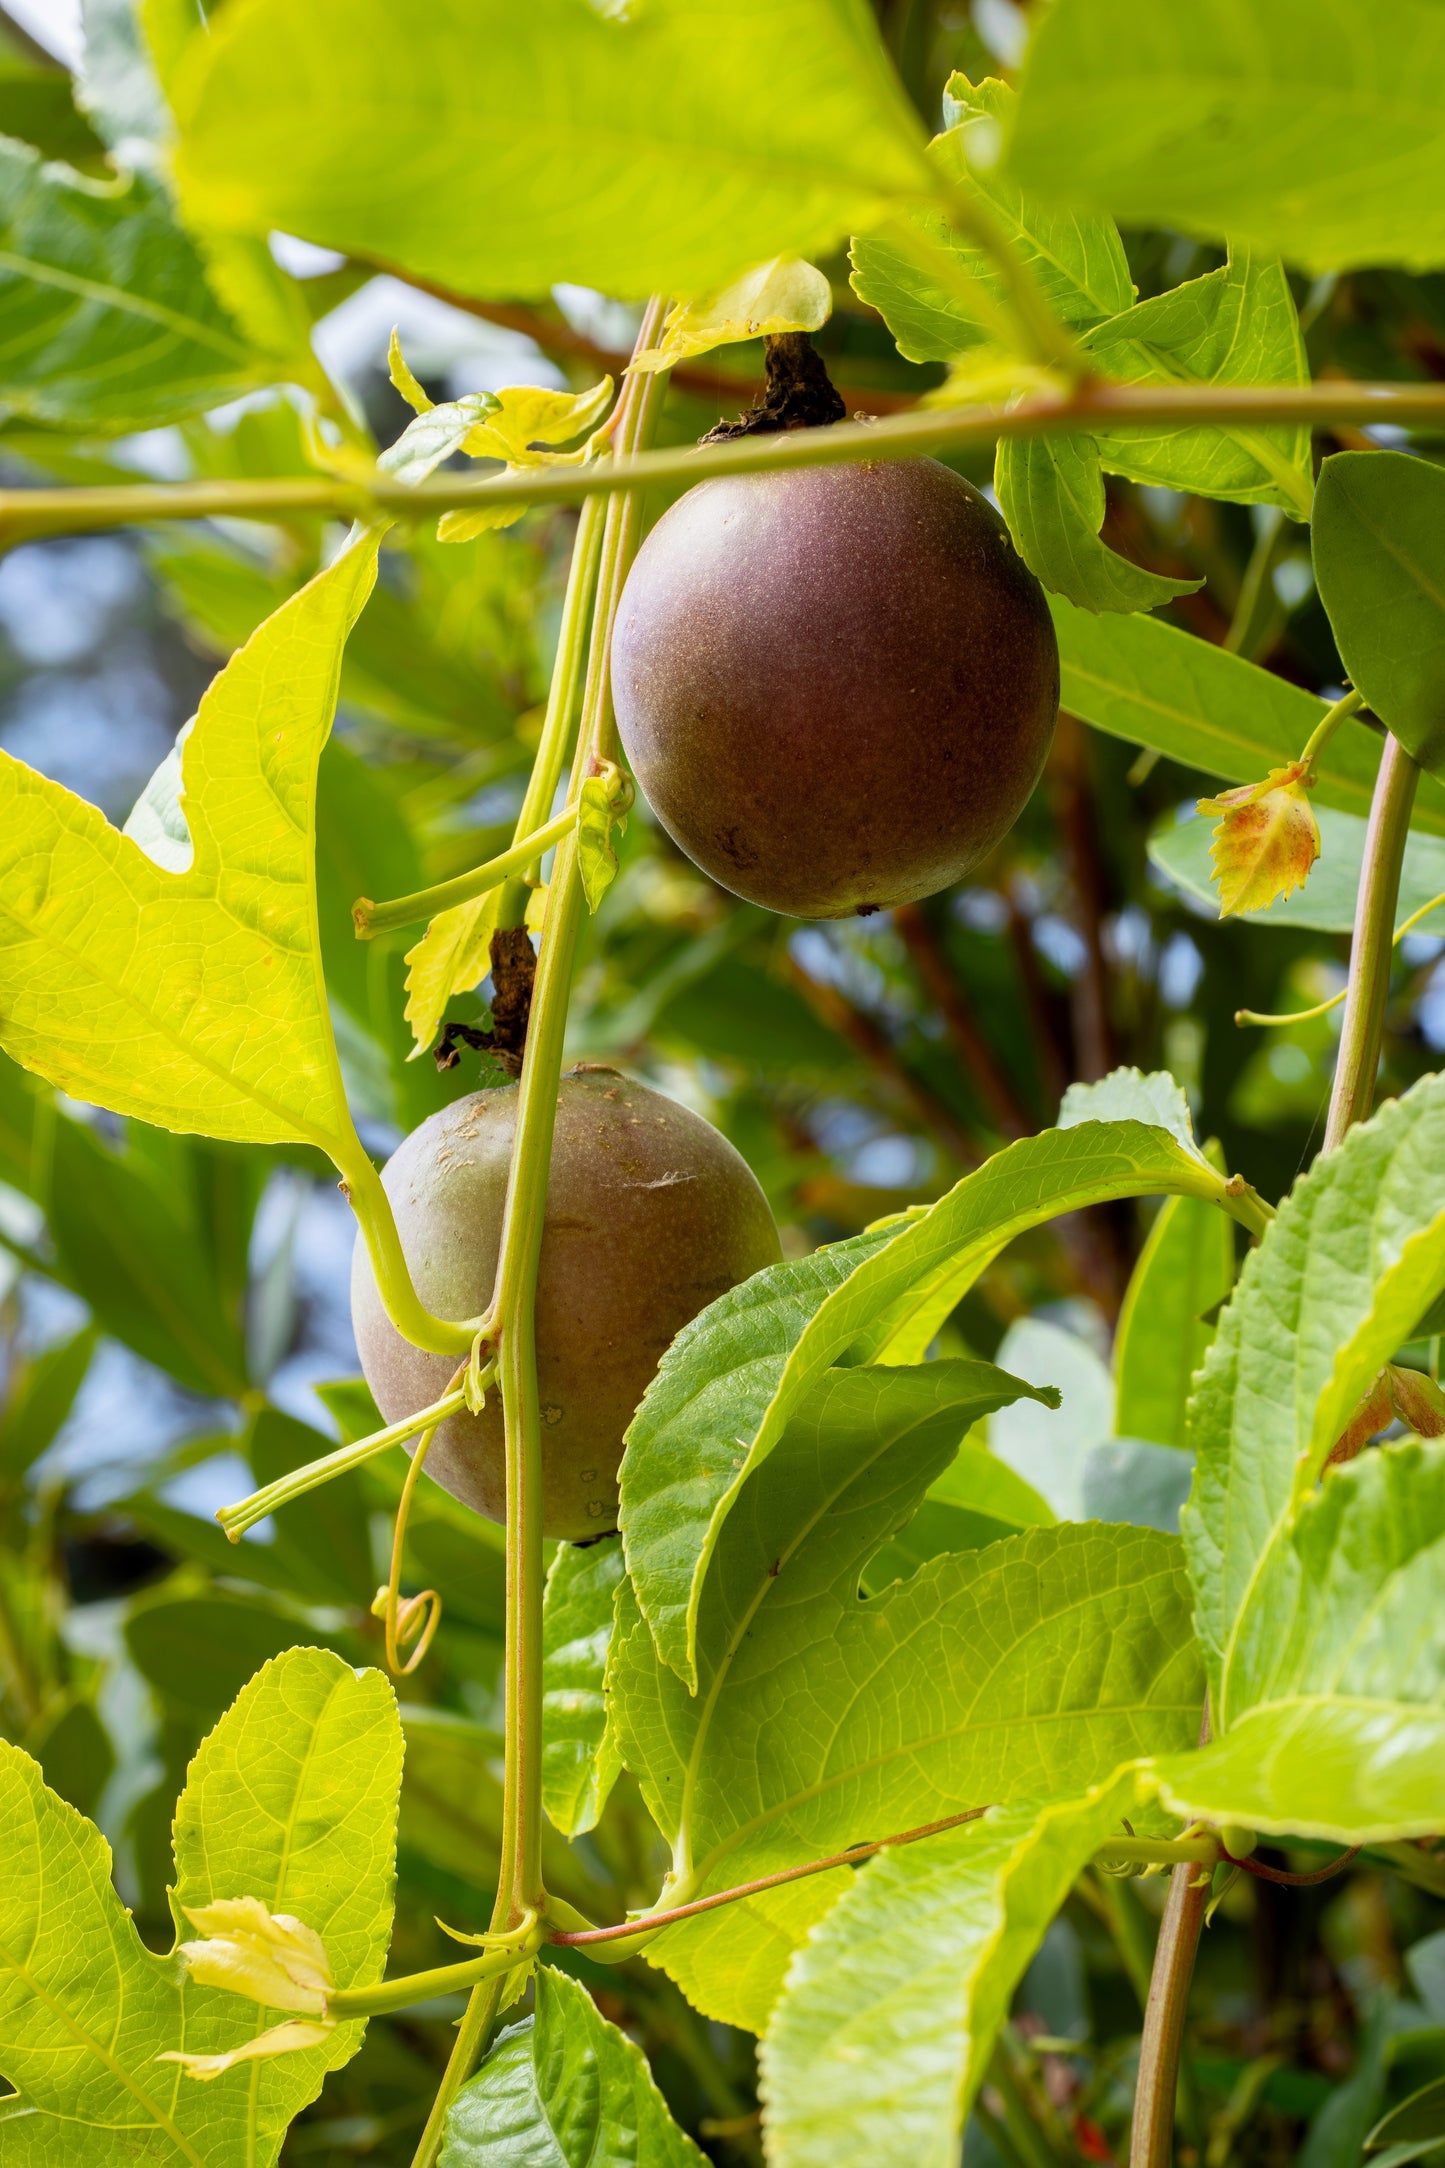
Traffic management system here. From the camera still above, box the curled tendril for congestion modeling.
[373,1415,444,1675]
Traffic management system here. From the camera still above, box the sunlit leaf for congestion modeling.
[632,256,831,371]
[0,1647,399,2162]
[761,1773,1144,2168]
[1198,762,1321,915]
[0,534,378,1159]
[541,1536,625,1838]
[1115,1187,1236,1451]
[1164,1440,1445,1841]
[622,1112,1251,1685]
[173,0,934,302]
[1009,0,1445,276]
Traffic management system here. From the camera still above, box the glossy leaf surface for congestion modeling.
[1010,0,1445,275]
[1313,452,1445,779]
[541,1536,625,1838]
[174,0,932,302]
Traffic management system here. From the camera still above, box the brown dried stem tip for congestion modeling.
[702,332,847,442]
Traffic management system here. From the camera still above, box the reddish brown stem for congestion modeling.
[1222,1845,1361,1887]
[549,1806,991,1946]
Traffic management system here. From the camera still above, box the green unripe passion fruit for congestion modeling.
[349,1066,781,1541]
[610,457,1060,919]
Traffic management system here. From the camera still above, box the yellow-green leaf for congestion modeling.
[631,257,831,372]
[0,533,379,1161]
[388,327,432,415]
[403,884,545,1059]
[1198,760,1320,915]
[577,774,627,913]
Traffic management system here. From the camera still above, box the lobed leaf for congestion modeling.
[0,134,255,433]
[0,1646,400,2165]
[1184,1071,1445,1719]
[541,1536,625,1838]
[1050,596,1445,835]
[1313,451,1445,780]
[622,1112,1248,1685]
[442,1966,705,2167]
[760,1773,1143,2168]
[173,0,933,304]
[0,533,378,1156]
[1009,0,1445,277]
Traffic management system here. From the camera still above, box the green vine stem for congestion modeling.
[1324,731,1420,1151]
[408,303,669,2168]
[353,803,580,939]
[216,1382,468,1538]
[329,1916,545,2019]
[334,1147,479,1356]
[1298,686,1366,780]
[8,383,1445,546]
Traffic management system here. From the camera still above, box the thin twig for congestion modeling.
[1220,1845,1361,1887]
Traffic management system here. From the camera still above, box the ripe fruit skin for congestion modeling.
[350,1067,781,1541]
[611,457,1060,919]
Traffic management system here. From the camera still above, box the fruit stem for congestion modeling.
[215,1384,468,1538]
[409,308,669,2167]
[354,804,580,939]
[497,489,608,933]
[1324,730,1420,1151]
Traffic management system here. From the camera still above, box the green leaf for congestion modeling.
[1313,452,1445,779]
[621,1113,1244,1687]
[1050,593,1445,836]
[29,1695,114,1821]
[861,1440,1054,1594]
[173,0,932,303]
[1059,1066,1208,1166]
[541,1536,624,1839]
[612,1363,1201,2028]
[0,134,256,433]
[0,534,378,1161]
[1150,803,1445,935]
[0,1322,95,1485]
[0,1646,400,2164]
[1161,1440,1445,1842]
[45,1113,249,1399]
[125,1591,342,1719]
[248,1406,375,1611]
[1184,1071,1445,1719]
[1371,2077,1445,2150]
[1008,0,1445,276]
[1083,250,1313,513]
[994,434,1202,614]
[442,1966,706,2167]
[1115,1189,1236,1449]
[760,1772,1143,2168]
[851,72,1132,362]
[77,0,172,162]
[577,773,627,914]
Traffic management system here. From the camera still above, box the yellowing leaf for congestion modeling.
[631,256,831,372]
[1198,761,1320,915]
[388,326,433,415]
[403,883,546,1058]
[461,376,614,462]
[0,534,380,1161]
[925,348,1068,408]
